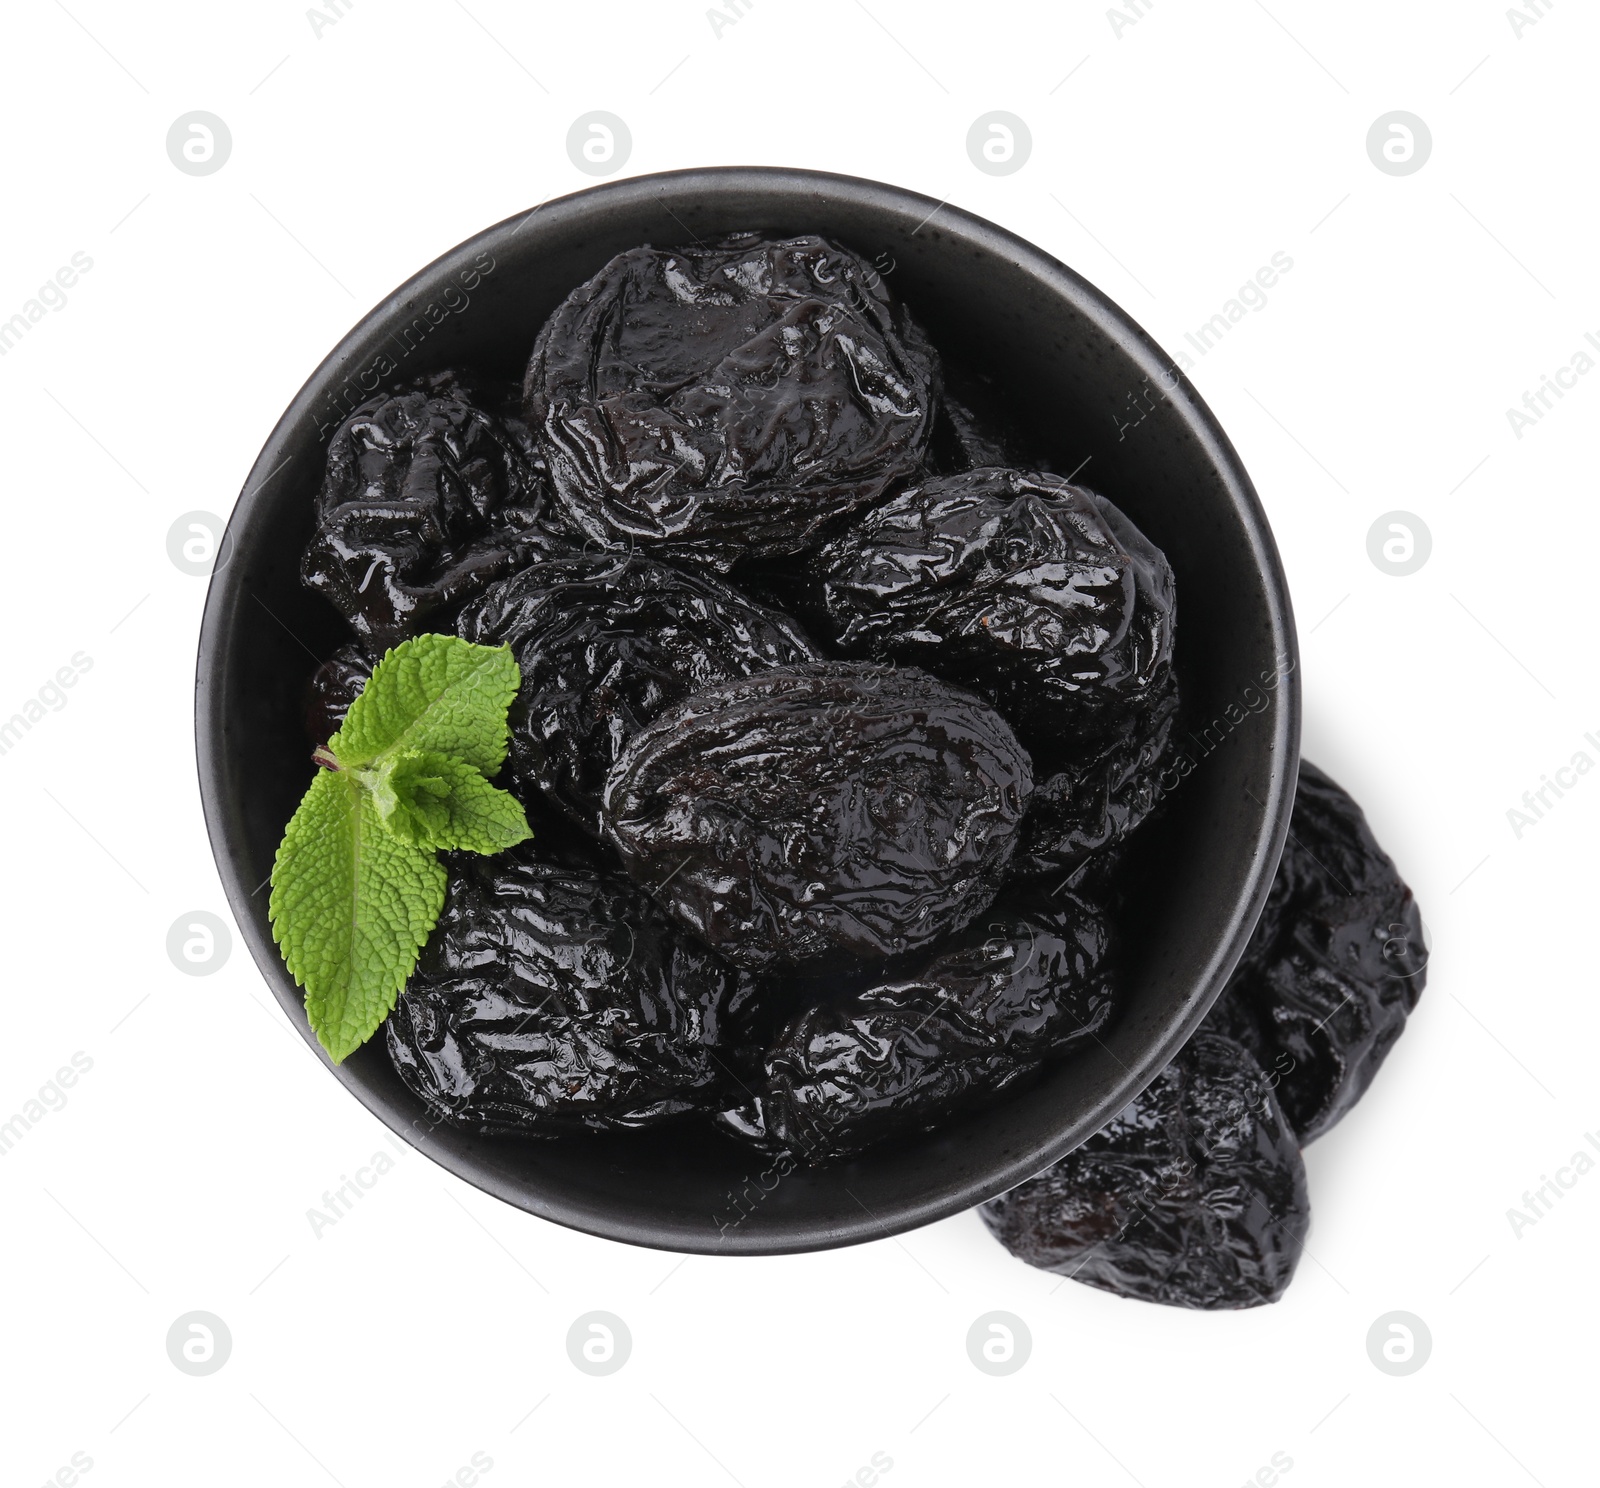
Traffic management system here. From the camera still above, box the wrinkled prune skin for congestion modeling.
[980,1033,1310,1309]
[386,850,751,1135]
[1203,761,1427,1144]
[303,642,374,746]
[721,889,1114,1160]
[812,469,1175,744]
[302,370,559,645]
[1013,670,1180,876]
[524,234,940,571]
[458,553,819,838]
[603,662,1033,972]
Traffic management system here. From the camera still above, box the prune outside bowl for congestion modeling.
[196,166,1299,1256]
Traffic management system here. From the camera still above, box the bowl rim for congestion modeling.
[196,164,1300,1255]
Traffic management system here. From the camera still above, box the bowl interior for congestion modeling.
[197,167,1298,1254]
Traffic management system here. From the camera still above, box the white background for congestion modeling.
[1,1,1595,1484]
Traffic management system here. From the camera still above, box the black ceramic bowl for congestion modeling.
[197,166,1299,1255]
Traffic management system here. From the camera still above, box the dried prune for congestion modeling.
[812,468,1174,743]
[1013,670,1180,876]
[980,1033,1310,1309]
[1203,760,1427,1144]
[720,889,1114,1160]
[457,553,819,837]
[602,662,1033,971]
[386,849,750,1135]
[303,642,374,746]
[302,370,559,645]
[524,234,940,571]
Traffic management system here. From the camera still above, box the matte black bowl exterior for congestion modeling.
[197,167,1299,1256]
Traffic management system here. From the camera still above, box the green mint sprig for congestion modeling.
[268,634,531,1063]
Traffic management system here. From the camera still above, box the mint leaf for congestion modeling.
[368,749,533,853]
[268,768,446,1064]
[331,633,520,776]
[268,633,531,1063]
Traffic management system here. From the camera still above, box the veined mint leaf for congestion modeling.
[269,632,531,1062]
[268,766,447,1064]
[330,634,520,776]
[367,749,533,853]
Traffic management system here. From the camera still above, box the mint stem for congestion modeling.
[311,745,340,771]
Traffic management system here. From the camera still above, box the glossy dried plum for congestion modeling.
[980,1032,1310,1309]
[458,553,819,837]
[386,850,750,1135]
[602,662,1033,971]
[1203,760,1427,1143]
[812,468,1174,743]
[302,370,560,645]
[524,234,940,571]
[1014,670,1180,876]
[303,642,374,746]
[722,889,1114,1160]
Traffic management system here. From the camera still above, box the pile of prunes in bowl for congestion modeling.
[295,232,1427,1307]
